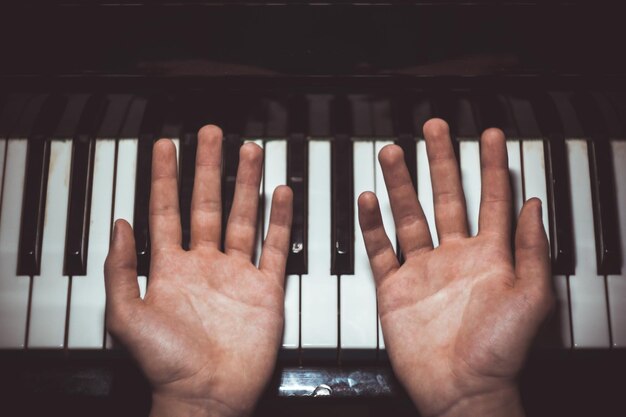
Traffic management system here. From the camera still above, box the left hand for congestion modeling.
[104,125,293,417]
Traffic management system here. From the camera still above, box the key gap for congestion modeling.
[604,275,614,348]
[298,274,302,366]
[24,275,34,349]
[565,275,575,349]
[63,275,73,350]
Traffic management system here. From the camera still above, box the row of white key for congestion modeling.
[0,137,624,351]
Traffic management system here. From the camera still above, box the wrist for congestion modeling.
[150,393,250,417]
[428,385,524,417]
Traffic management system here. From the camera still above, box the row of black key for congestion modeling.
[1,91,623,281]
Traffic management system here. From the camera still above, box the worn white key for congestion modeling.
[246,139,264,267]
[0,139,30,348]
[522,140,571,348]
[566,139,610,348]
[28,140,72,348]
[608,141,626,347]
[460,141,481,236]
[340,141,377,355]
[301,140,337,354]
[67,140,115,348]
[263,139,299,350]
[375,140,395,350]
[507,140,523,217]
[106,138,139,349]
[417,140,437,247]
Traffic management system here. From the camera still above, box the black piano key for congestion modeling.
[0,94,31,138]
[220,134,241,250]
[393,94,418,189]
[531,93,575,275]
[63,95,107,276]
[178,99,203,251]
[286,95,309,275]
[133,97,167,277]
[472,92,519,137]
[179,130,197,250]
[331,96,354,275]
[393,94,417,264]
[431,92,461,160]
[286,134,308,275]
[572,92,622,275]
[17,95,67,276]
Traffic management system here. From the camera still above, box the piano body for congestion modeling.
[0,1,626,416]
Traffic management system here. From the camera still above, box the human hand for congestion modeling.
[358,119,553,417]
[104,126,293,417]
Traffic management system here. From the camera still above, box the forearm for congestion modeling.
[426,385,525,417]
[150,394,250,417]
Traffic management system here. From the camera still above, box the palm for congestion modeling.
[125,250,283,404]
[105,126,293,416]
[358,119,553,417]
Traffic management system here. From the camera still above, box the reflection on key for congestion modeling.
[608,141,626,347]
[566,139,610,348]
[264,140,298,351]
[0,140,30,348]
[460,141,481,236]
[523,139,571,348]
[301,140,337,358]
[340,141,377,359]
[375,140,395,351]
[68,140,115,348]
[28,140,72,348]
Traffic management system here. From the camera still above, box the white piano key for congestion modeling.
[375,140,395,351]
[566,139,610,348]
[106,138,138,349]
[28,140,72,348]
[67,140,115,348]
[340,141,377,354]
[506,140,523,217]
[521,141,550,239]
[522,139,571,348]
[301,140,337,353]
[416,140,438,247]
[0,139,30,348]
[460,141,481,236]
[263,139,299,350]
[608,141,626,347]
[246,138,264,267]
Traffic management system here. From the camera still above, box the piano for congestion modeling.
[1,1,625,416]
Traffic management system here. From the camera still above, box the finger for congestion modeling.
[190,125,223,249]
[150,139,182,251]
[378,144,433,257]
[259,185,293,284]
[224,142,264,259]
[104,220,142,334]
[358,192,400,286]
[478,128,512,242]
[514,198,551,295]
[423,118,468,241]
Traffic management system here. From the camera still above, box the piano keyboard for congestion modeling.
[0,91,625,357]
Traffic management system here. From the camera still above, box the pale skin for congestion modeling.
[104,119,553,417]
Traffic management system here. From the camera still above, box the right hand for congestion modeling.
[358,119,553,417]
